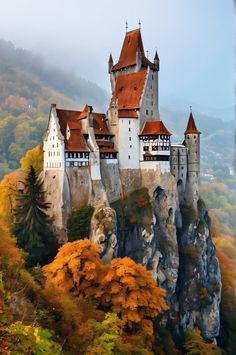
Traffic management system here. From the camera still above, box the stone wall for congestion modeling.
[100,160,123,202]
[65,167,92,209]
[119,168,141,195]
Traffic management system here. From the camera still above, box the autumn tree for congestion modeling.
[44,240,169,342]
[20,144,43,175]
[43,240,104,297]
[183,328,221,355]
[211,221,236,354]
[12,165,57,266]
[100,257,169,333]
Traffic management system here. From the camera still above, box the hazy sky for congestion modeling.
[0,0,234,118]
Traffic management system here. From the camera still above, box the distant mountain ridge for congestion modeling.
[0,39,108,111]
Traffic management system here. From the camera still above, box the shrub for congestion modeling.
[67,204,94,241]
[111,188,153,231]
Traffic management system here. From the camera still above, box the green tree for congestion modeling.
[67,205,94,241]
[12,165,58,266]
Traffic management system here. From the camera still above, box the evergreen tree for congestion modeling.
[12,165,58,266]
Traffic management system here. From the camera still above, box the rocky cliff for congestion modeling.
[89,179,221,341]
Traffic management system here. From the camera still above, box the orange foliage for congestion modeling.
[211,222,236,313]
[100,257,169,331]
[44,240,168,337]
[0,221,22,263]
[43,240,104,297]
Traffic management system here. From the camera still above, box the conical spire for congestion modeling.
[154,50,159,61]
[108,52,113,63]
[185,112,201,134]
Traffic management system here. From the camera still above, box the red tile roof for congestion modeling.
[118,109,138,118]
[112,71,147,113]
[112,29,156,71]
[185,113,201,134]
[100,147,117,153]
[56,109,81,137]
[93,113,113,135]
[140,121,172,136]
[56,108,113,152]
[97,141,114,148]
[65,129,90,152]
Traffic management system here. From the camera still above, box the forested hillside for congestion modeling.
[0,39,108,179]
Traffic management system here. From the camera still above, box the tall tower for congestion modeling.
[184,111,201,206]
[107,28,160,171]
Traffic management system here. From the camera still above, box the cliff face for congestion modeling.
[175,199,221,340]
[43,166,221,340]
[90,177,221,341]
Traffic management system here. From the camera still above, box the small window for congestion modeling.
[130,145,132,148]
[128,155,130,159]
[129,120,131,124]
[129,137,131,141]
[129,128,131,132]
[146,109,148,115]
[152,74,154,80]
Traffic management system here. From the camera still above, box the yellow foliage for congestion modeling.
[0,170,22,223]
[20,144,43,175]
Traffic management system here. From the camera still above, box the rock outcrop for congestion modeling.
[174,198,221,340]
[44,166,221,341]
[99,180,221,341]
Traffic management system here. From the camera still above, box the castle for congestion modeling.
[43,28,201,231]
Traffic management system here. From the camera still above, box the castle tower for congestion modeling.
[107,28,161,172]
[184,111,201,206]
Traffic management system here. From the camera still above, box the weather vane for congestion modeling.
[146,50,149,58]
[190,105,192,112]
[138,19,141,29]
[125,20,128,33]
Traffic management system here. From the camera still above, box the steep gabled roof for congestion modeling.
[65,129,90,152]
[112,29,156,71]
[112,71,147,114]
[140,121,172,136]
[93,113,113,135]
[56,109,81,137]
[56,107,113,151]
[185,112,201,134]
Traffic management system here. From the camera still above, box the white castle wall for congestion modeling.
[43,109,64,170]
[118,118,140,169]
